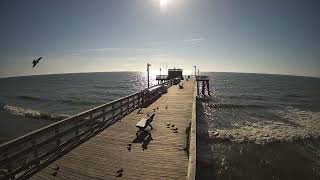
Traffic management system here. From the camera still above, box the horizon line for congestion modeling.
[1,70,319,79]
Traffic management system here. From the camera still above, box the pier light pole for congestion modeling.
[147,63,152,88]
[158,68,162,84]
[193,66,197,78]
[198,68,200,76]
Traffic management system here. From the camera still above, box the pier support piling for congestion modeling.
[206,81,210,96]
[195,76,210,97]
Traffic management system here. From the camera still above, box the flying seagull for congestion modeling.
[32,57,43,68]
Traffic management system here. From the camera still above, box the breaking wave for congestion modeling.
[60,99,100,106]
[3,104,69,121]
[17,95,99,106]
[207,103,268,109]
[17,95,43,101]
[208,107,320,144]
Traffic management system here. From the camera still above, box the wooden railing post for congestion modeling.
[90,114,94,134]
[138,94,141,108]
[133,96,135,108]
[137,94,139,108]
[137,94,140,107]
[127,98,129,113]
[120,101,123,117]
[102,108,106,121]
[141,92,145,107]
[31,138,39,166]
[112,104,115,120]
[75,125,80,142]
[55,126,61,149]
[3,149,11,178]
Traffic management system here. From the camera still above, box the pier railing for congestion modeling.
[195,75,209,81]
[156,75,168,80]
[0,79,177,180]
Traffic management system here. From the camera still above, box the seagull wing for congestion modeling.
[36,57,43,62]
[32,60,36,68]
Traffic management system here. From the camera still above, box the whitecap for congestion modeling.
[209,107,320,144]
[3,104,69,121]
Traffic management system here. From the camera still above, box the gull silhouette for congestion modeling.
[32,57,43,68]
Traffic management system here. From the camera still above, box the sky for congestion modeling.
[0,0,319,77]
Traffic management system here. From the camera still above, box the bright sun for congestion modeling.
[160,0,168,8]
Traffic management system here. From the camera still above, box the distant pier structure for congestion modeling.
[196,75,210,96]
[156,68,210,96]
[156,68,183,84]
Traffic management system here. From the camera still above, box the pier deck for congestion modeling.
[31,80,194,180]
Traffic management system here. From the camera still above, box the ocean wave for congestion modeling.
[208,107,320,144]
[285,94,306,98]
[206,103,267,109]
[92,85,108,89]
[3,104,69,121]
[60,99,100,106]
[17,95,99,106]
[225,94,266,101]
[17,95,43,101]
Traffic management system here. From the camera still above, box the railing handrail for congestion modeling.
[156,75,168,77]
[195,75,209,80]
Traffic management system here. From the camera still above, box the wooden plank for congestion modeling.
[31,80,194,180]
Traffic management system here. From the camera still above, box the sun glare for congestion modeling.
[160,0,168,9]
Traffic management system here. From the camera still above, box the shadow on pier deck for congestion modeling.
[30,80,194,180]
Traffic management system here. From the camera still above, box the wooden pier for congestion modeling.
[0,79,196,180]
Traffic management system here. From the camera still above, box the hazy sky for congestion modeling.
[0,0,319,77]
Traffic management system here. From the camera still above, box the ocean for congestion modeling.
[197,72,320,180]
[0,72,320,179]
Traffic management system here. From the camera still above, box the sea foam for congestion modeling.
[209,107,320,144]
[3,104,69,121]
